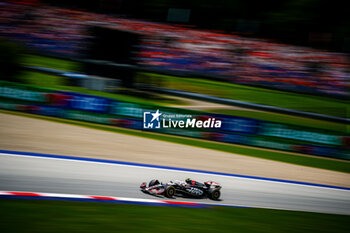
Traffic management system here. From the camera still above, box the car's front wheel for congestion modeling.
[208,189,220,200]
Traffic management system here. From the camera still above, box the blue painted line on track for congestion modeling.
[1,149,350,191]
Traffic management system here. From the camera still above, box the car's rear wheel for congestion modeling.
[209,189,220,200]
[165,186,176,198]
[149,179,160,187]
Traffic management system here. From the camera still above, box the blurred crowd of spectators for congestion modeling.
[1,1,349,97]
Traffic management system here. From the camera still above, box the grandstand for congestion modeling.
[1,1,349,98]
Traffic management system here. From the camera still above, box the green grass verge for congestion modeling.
[22,54,81,72]
[142,72,350,118]
[1,199,349,233]
[18,71,187,106]
[22,55,350,118]
[2,109,349,174]
[208,109,349,133]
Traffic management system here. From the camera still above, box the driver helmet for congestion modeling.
[185,178,191,184]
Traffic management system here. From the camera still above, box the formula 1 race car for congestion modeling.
[140,178,221,200]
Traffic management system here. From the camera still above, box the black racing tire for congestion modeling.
[164,186,176,198]
[208,189,220,200]
[149,179,160,187]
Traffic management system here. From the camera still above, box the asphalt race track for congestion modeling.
[1,152,349,215]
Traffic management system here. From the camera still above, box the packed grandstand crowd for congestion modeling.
[0,1,349,97]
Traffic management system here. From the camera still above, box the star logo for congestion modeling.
[151,109,162,122]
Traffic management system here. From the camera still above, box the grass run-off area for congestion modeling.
[145,72,350,118]
[20,55,349,133]
[1,199,349,233]
[22,54,350,118]
[2,110,349,174]
[18,71,187,106]
[23,54,81,72]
